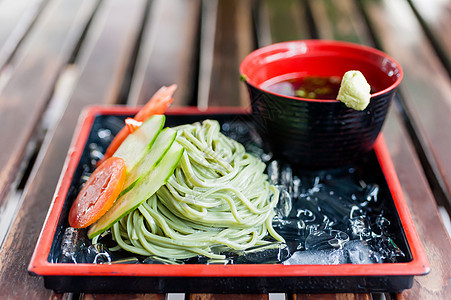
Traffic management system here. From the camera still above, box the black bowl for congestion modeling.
[240,40,403,168]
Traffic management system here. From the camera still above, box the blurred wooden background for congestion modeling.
[0,0,449,299]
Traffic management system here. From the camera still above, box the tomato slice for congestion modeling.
[97,84,177,165]
[134,84,177,120]
[69,157,126,228]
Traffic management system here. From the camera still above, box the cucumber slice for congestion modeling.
[113,114,165,171]
[119,127,176,197]
[88,142,184,238]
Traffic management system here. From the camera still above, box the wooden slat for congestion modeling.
[408,0,451,74]
[82,294,164,300]
[0,0,97,208]
[0,0,150,298]
[198,0,253,108]
[197,0,217,109]
[127,0,201,107]
[308,0,372,45]
[293,294,371,300]
[0,0,447,299]
[188,294,269,300]
[256,0,310,47]
[0,0,48,72]
[70,0,147,105]
[361,0,451,214]
[383,107,451,300]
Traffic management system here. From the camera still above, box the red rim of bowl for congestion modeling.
[239,40,404,103]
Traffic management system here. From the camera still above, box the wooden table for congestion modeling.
[0,0,450,299]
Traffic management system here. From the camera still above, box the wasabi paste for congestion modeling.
[337,71,371,111]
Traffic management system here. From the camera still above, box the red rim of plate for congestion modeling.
[239,40,404,103]
[28,106,428,278]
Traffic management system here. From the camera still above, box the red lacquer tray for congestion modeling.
[28,106,429,293]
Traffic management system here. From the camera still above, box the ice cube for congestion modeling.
[363,184,379,203]
[280,164,293,188]
[60,227,88,263]
[344,240,375,264]
[267,160,279,184]
[292,176,301,199]
[305,229,349,251]
[235,243,290,264]
[348,216,371,240]
[369,236,405,263]
[276,187,292,218]
[84,243,112,264]
[284,249,347,265]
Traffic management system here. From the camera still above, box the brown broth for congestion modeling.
[266,75,342,100]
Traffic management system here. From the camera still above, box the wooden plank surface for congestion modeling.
[384,106,451,300]
[308,0,372,44]
[0,0,48,72]
[0,0,97,207]
[0,0,449,298]
[198,0,253,108]
[0,0,149,298]
[188,295,269,300]
[82,294,164,300]
[360,0,451,212]
[408,0,451,75]
[69,0,147,105]
[293,294,371,300]
[127,0,201,107]
[255,0,310,47]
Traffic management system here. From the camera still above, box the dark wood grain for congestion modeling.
[360,0,451,214]
[69,0,148,105]
[293,294,371,300]
[198,0,253,108]
[308,0,372,45]
[127,0,201,107]
[83,294,164,300]
[188,294,269,300]
[408,0,451,75]
[0,0,48,70]
[0,0,97,208]
[383,106,451,300]
[255,0,310,47]
[0,0,449,298]
[0,0,148,298]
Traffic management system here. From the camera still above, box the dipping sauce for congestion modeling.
[265,75,342,100]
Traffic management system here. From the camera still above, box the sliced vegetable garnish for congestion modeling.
[125,117,143,134]
[113,115,165,171]
[134,84,177,120]
[69,157,126,228]
[98,84,177,165]
[88,142,184,239]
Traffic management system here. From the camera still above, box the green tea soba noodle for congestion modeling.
[106,120,283,260]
